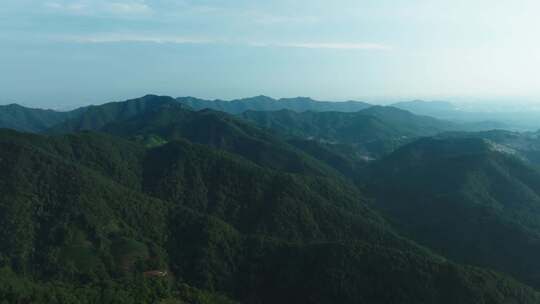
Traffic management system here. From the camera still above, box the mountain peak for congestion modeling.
[1,103,27,109]
[279,96,315,102]
[240,95,276,102]
[139,94,176,102]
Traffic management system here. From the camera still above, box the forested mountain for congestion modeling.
[2,95,459,166]
[437,130,540,166]
[0,95,180,134]
[240,106,456,158]
[0,103,82,132]
[286,139,371,178]
[46,95,450,170]
[364,137,540,289]
[0,96,529,135]
[3,95,540,303]
[99,102,344,177]
[2,128,538,303]
[48,95,182,134]
[2,94,370,134]
[41,95,457,160]
[177,95,372,114]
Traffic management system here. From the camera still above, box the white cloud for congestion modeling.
[61,33,214,44]
[45,1,87,13]
[63,33,390,51]
[44,1,152,16]
[253,15,319,25]
[106,2,152,14]
[236,10,320,25]
[251,42,391,51]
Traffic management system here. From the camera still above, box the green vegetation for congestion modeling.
[48,95,182,133]
[2,96,540,302]
[364,137,540,289]
[240,106,456,158]
[0,103,82,132]
[176,95,372,114]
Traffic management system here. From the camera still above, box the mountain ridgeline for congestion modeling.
[239,106,456,158]
[1,95,540,303]
[176,95,372,114]
[0,103,84,132]
[363,137,540,288]
[0,95,372,134]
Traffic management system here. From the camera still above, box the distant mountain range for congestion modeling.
[391,99,457,114]
[0,103,84,132]
[0,95,509,157]
[0,95,372,133]
[391,100,540,130]
[5,95,539,133]
[240,106,455,158]
[176,95,372,114]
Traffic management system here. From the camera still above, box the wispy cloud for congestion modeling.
[45,1,87,13]
[238,10,320,25]
[44,1,152,16]
[251,42,391,51]
[59,33,390,51]
[107,2,151,14]
[62,33,213,44]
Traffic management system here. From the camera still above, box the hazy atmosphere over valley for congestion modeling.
[2,1,540,304]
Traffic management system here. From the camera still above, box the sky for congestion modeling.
[1,0,540,108]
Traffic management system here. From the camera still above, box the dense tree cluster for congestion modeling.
[0,95,540,303]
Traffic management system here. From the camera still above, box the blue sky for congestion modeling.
[1,0,540,108]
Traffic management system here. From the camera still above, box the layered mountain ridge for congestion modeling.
[1,95,540,303]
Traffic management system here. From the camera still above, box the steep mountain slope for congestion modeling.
[286,139,371,178]
[0,133,175,302]
[0,129,145,189]
[0,103,82,132]
[141,139,388,243]
[0,130,539,303]
[365,137,540,288]
[177,95,372,114]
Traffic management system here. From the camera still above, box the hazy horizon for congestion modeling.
[2,1,540,108]
[3,93,540,113]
